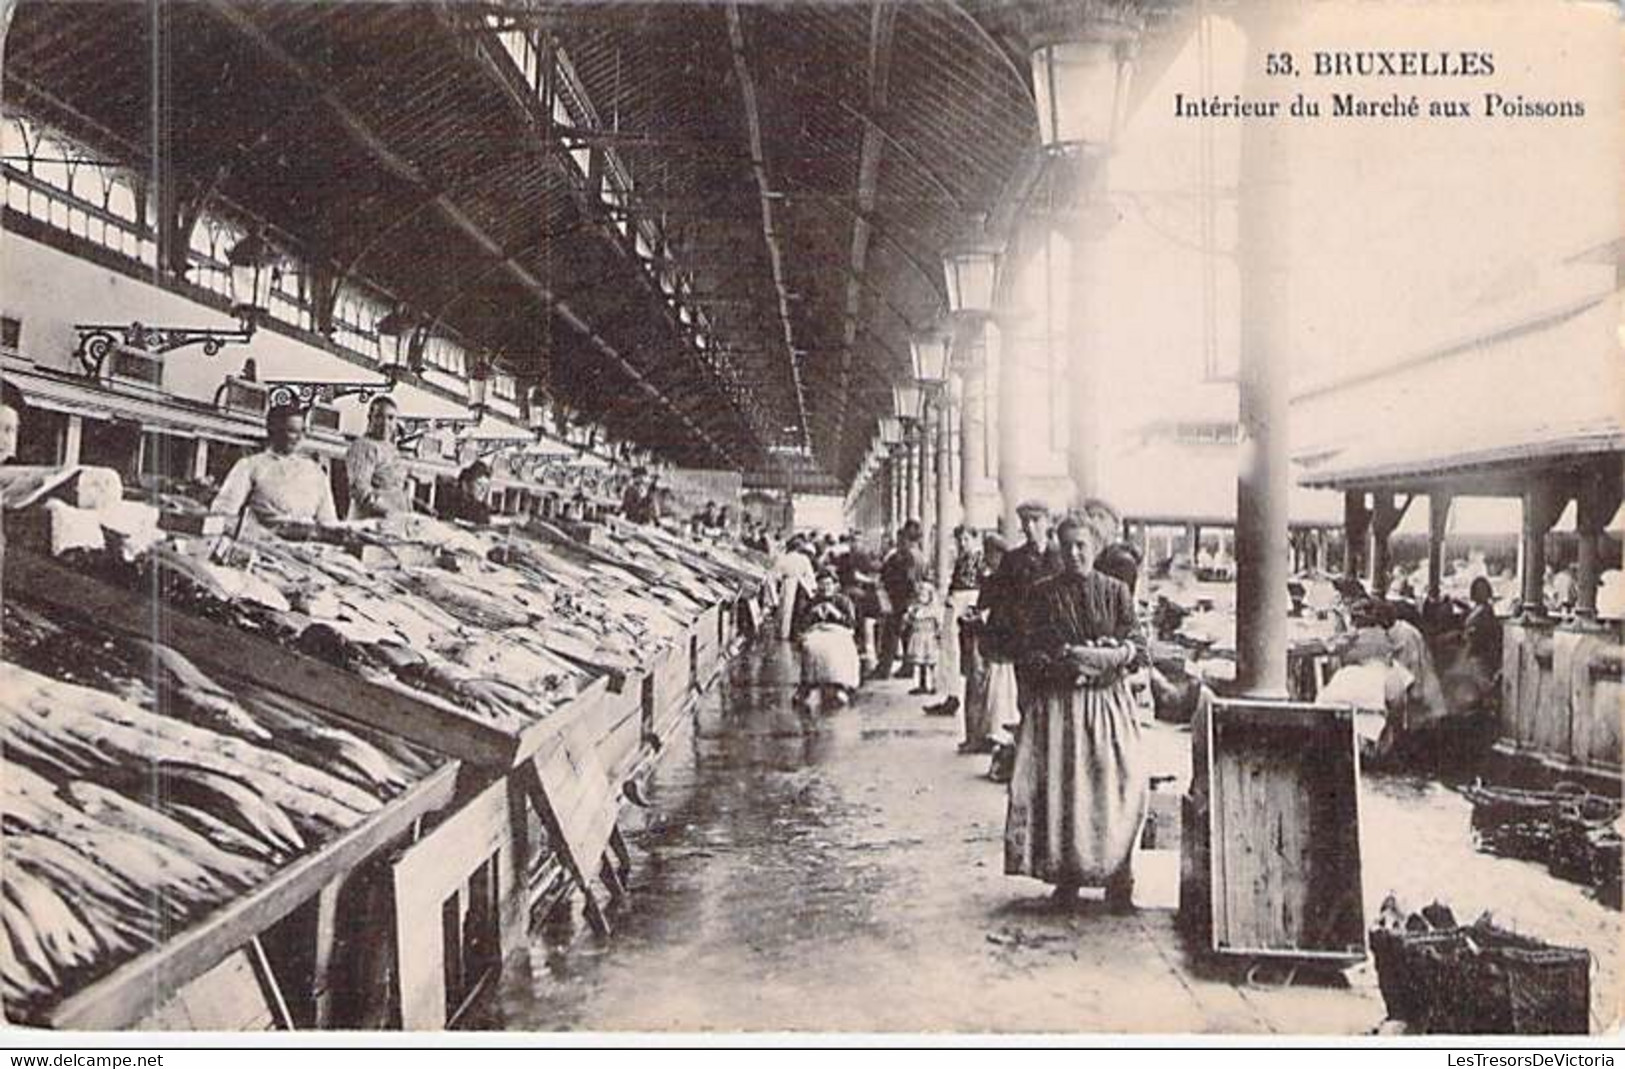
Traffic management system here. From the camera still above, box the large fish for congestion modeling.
[63,782,269,891]
[3,835,151,953]
[162,806,282,865]
[143,763,306,860]
[0,916,53,1013]
[1,871,91,982]
[235,692,410,798]
[0,665,362,843]
[129,639,273,743]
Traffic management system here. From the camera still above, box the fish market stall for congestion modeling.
[1,463,768,1028]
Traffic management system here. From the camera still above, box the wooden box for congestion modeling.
[1188,698,1367,965]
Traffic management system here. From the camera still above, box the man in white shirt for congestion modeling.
[212,403,338,531]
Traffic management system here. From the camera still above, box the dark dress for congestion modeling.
[438,485,492,526]
[1005,569,1148,889]
[1464,603,1503,681]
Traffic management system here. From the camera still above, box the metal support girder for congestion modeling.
[446,8,769,457]
[725,4,812,457]
[833,0,897,458]
[201,0,736,467]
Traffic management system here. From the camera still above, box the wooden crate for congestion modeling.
[1194,698,1367,965]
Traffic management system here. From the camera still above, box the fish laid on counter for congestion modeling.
[5,772,232,919]
[3,864,100,985]
[139,762,306,861]
[0,663,378,844]
[233,688,412,797]
[131,638,274,743]
[62,781,270,890]
[4,834,154,957]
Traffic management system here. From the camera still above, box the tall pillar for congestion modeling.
[890,451,903,529]
[1343,491,1370,580]
[1369,492,1407,597]
[1574,461,1620,622]
[960,351,987,528]
[1520,484,1567,617]
[1062,170,1111,506]
[996,317,1025,536]
[905,430,921,524]
[935,389,955,586]
[1427,492,1451,600]
[1233,4,1294,699]
[922,402,938,549]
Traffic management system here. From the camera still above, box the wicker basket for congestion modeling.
[1371,915,1590,1034]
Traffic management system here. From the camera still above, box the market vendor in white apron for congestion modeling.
[792,569,860,709]
[1005,513,1147,909]
[211,402,339,534]
[345,395,413,520]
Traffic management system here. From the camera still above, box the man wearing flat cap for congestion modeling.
[980,500,1061,725]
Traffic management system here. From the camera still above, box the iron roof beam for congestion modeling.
[201,0,736,468]
[725,4,812,459]
[833,0,897,460]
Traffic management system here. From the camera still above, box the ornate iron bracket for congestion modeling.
[264,379,397,411]
[74,321,255,378]
[468,437,533,460]
[394,415,482,455]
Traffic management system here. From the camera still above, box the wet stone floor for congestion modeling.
[474,641,1620,1035]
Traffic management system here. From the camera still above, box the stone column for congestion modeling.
[1233,3,1295,698]
[906,429,922,525]
[1343,491,1370,580]
[959,350,988,528]
[935,388,955,587]
[1574,461,1621,622]
[996,316,1026,536]
[1520,484,1568,617]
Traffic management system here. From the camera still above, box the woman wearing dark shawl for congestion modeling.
[1005,514,1147,908]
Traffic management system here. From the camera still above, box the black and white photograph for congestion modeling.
[0,0,1619,1044]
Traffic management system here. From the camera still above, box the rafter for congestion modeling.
[725,4,812,459]
[202,0,739,468]
[834,0,898,458]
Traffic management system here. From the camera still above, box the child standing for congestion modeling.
[904,581,942,696]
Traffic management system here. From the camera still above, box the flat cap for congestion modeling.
[1015,499,1051,518]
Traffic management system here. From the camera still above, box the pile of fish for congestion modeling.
[58,485,769,733]
[0,605,438,1023]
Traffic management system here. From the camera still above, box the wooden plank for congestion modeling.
[1536,630,1580,757]
[309,883,342,1029]
[516,760,613,938]
[7,548,517,766]
[393,774,512,1030]
[133,949,275,1031]
[49,760,461,1031]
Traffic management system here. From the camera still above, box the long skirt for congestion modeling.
[985,659,1020,737]
[960,631,994,748]
[1004,679,1145,888]
[799,624,861,689]
[942,591,979,693]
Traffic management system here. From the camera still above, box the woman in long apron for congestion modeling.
[1005,515,1147,908]
[958,535,1007,754]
